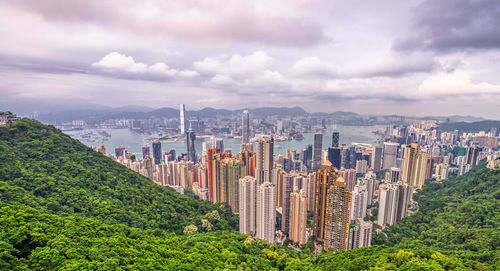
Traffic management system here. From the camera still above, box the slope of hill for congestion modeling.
[0,119,237,234]
[0,202,483,270]
[374,165,500,267]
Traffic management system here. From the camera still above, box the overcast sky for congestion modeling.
[1,0,499,118]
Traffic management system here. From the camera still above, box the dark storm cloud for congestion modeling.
[393,0,500,53]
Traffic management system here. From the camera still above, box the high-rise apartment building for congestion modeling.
[281,174,293,232]
[242,110,250,144]
[377,182,410,227]
[256,182,276,243]
[180,104,186,134]
[256,136,274,184]
[389,167,401,182]
[313,162,352,252]
[289,187,308,244]
[312,133,323,171]
[207,147,220,202]
[323,176,352,252]
[239,176,257,235]
[465,145,479,168]
[152,140,162,165]
[350,184,368,221]
[401,143,429,189]
[348,219,372,250]
[382,142,399,169]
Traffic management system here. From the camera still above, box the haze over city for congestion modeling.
[1,0,500,118]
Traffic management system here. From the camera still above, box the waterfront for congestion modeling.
[65,125,386,157]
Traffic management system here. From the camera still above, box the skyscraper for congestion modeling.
[389,167,401,182]
[332,131,339,148]
[312,163,337,242]
[371,144,383,171]
[256,136,274,184]
[350,184,368,221]
[242,110,250,144]
[348,219,372,250]
[281,174,293,232]
[115,147,125,158]
[207,147,220,202]
[289,187,308,244]
[401,143,429,189]
[327,147,341,170]
[382,142,399,169]
[312,133,323,171]
[465,145,479,168]
[323,176,351,252]
[152,140,162,165]
[377,182,410,227]
[239,176,257,235]
[180,104,186,134]
[256,182,276,243]
[142,146,150,159]
[186,128,196,162]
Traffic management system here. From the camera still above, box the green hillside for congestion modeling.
[0,202,484,270]
[374,165,500,267]
[437,120,500,135]
[0,119,497,270]
[0,119,237,234]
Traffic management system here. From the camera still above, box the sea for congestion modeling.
[64,125,386,157]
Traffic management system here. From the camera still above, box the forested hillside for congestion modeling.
[0,119,237,234]
[374,165,500,268]
[0,203,484,270]
[0,119,497,270]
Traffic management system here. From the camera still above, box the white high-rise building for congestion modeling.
[348,219,373,250]
[239,176,257,235]
[289,187,308,244]
[256,182,276,243]
[350,183,368,221]
[180,104,186,134]
[377,182,410,227]
[242,110,250,144]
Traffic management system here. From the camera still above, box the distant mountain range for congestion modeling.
[1,102,492,124]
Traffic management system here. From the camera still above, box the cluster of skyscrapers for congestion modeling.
[93,105,499,251]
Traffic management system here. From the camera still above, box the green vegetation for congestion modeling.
[374,165,500,268]
[437,120,500,135]
[0,119,237,234]
[0,202,484,270]
[0,119,497,270]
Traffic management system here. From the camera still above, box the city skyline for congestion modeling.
[1,0,500,118]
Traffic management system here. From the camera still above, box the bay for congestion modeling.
[64,124,385,157]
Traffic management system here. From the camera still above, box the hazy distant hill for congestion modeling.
[437,120,500,134]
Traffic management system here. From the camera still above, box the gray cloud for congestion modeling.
[4,0,328,47]
[394,0,500,53]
